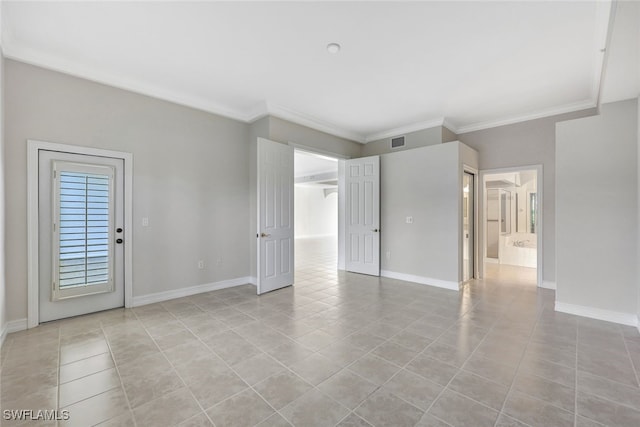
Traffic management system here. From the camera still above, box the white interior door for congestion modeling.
[345,155,380,276]
[257,138,294,294]
[39,150,125,322]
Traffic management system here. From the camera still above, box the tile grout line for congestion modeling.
[163,304,300,427]
[101,319,140,427]
[491,291,556,427]
[337,286,488,426]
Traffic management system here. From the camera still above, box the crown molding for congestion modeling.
[267,103,366,143]
[2,40,253,123]
[441,119,459,134]
[455,99,597,134]
[364,118,446,142]
[593,0,616,106]
[1,37,601,145]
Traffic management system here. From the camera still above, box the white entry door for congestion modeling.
[39,150,125,322]
[345,155,380,276]
[257,138,294,294]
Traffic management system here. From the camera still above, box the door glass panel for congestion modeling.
[53,163,114,300]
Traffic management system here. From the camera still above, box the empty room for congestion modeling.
[1,1,640,426]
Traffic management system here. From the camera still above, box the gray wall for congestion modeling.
[249,116,360,279]
[269,117,362,158]
[556,99,638,315]
[458,108,596,284]
[361,126,444,157]
[442,126,458,143]
[248,117,270,280]
[5,60,251,322]
[380,142,467,283]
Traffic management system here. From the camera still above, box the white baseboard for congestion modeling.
[555,301,638,327]
[540,281,556,290]
[485,258,499,264]
[132,277,253,307]
[249,277,257,286]
[1,318,29,346]
[638,315,640,334]
[381,270,460,291]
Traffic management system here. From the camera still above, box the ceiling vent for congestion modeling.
[391,136,405,149]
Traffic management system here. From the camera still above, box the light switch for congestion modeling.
[406,216,413,224]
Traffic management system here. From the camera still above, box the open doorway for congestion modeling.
[481,167,541,286]
[294,150,339,272]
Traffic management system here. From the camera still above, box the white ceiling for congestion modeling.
[1,1,613,143]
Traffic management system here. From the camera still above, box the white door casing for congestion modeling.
[39,150,125,322]
[257,138,294,294]
[345,155,380,276]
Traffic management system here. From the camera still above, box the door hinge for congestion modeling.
[53,223,56,232]
[53,170,57,179]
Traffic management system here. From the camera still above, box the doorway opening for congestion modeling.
[293,150,339,273]
[462,171,475,282]
[481,167,541,287]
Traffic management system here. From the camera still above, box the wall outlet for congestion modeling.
[386,251,391,259]
[142,217,149,227]
[406,216,413,224]
[198,260,204,269]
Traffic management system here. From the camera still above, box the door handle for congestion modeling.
[372,229,379,232]
[116,238,123,244]
[260,233,271,237]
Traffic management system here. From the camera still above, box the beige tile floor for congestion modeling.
[2,237,640,426]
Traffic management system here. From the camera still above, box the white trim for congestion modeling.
[555,301,638,327]
[133,277,253,307]
[461,165,479,282]
[2,40,600,149]
[637,316,640,335]
[479,165,543,287]
[2,41,250,123]
[381,270,460,291]
[364,118,445,143]
[249,277,257,286]
[27,140,134,328]
[2,318,29,344]
[289,142,351,160]
[456,100,596,134]
[541,281,557,290]
[268,103,365,143]
[7,319,28,333]
[594,0,616,106]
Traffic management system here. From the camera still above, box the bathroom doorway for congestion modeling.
[480,166,542,287]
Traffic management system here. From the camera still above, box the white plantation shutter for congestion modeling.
[52,161,115,300]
